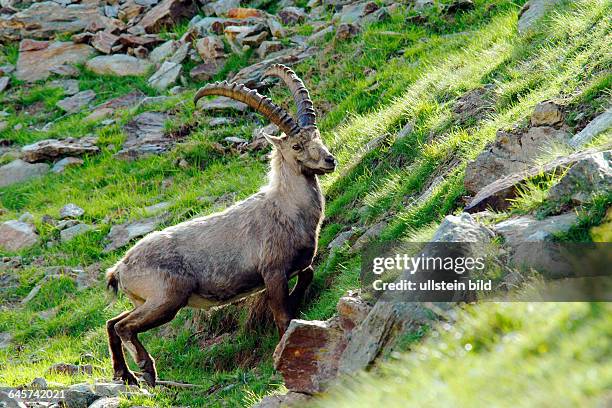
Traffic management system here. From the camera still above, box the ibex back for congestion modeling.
[105,64,336,387]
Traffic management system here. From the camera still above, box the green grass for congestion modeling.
[0,0,611,406]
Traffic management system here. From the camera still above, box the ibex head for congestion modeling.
[194,64,336,176]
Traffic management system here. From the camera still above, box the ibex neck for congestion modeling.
[266,151,324,216]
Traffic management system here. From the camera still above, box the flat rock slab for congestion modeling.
[15,40,94,83]
[115,111,177,159]
[22,137,99,163]
[103,215,166,252]
[0,2,115,41]
[86,54,153,77]
[0,220,38,251]
[56,90,96,113]
[148,61,182,91]
[196,96,247,112]
[0,77,9,93]
[0,159,49,188]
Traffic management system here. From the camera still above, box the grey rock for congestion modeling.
[0,76,9,93]
[278,6,306,25]
[569,108,612,148]
[60,203,84,218]
[350,221,386,253]
[149,40,179,63]
[22,137,99,162]
[52,157,84,173]
[0,332,13,349]
[86,54,153,77]
[196,96,248,112]
[328,228,359,250]
[148,61,182,91]
[195,36,226,62]
[464,126,571,194]
[18,212,34,223]
[492,212,578,244]
[143,201,171,215]
[64,383,98,408]
[336,1,379,24]
[224,136,248,144]
[548,151,611,205]
[57,219,79,230]
[15,40,94,83]
[60,223,92,242]
[0,391,26,408]
[56,90,96,113]
[0,2,113,42]
[89,397,120,408]
[209,117,233,127]
[103,215,166,252]
[336,22,360,40]
[414,0,434,10]
[49,78,79,96]
[116,111,175,159]
[169,41,190,64]
[253,392,311,408]
[431,213,494,243]
[0,220,38,251]
[189,61,224,82]
[21,284,41,304]
[30,377,48,388]
[518,0,562,34]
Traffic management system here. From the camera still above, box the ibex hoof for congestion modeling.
[114,371,139,386]
[141,371,156,387]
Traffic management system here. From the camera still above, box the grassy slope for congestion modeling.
[0,0,610,406]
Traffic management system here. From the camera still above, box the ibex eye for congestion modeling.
[292,144,301,151]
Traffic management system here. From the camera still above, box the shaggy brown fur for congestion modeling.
[105,66,336,387]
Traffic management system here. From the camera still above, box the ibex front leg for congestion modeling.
[263,271,292,338]
[289,266,313,313]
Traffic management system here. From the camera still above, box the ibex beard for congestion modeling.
[105,64,336,387]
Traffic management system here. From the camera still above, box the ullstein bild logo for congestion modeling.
[361,242,612,302]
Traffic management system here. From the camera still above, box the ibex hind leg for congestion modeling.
[107,311,138,385]
[114,295,188,387]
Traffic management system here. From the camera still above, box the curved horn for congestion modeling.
[194,81,300,136]
[262,64,316,129]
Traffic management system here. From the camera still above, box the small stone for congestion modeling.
[149,40,178,63]
[195,36,226,62]
[49,79,80,96]
[0,77,9,93]
[196,96,247,112]
[530,101,564,127]
[60,223,92,242]
[209,117,233,127]
[56,90,96,113]
[89,397,120,408]
[0,332,13,349]
[18,212,34,223]
[22,137,99,163]
[189,61,224,82]
[30,377,48,389]
[60,203,84,218]
[336,23,360,40]
[103,215,166,252]
[328,228,358,250]
[257,41,283,59]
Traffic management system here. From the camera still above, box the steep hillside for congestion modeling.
[0,0,610,407]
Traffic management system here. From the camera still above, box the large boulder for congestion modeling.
[464,126,570,194]
[273,293,371,394]
[137,0,196,33]
[15,40,94,83]
[0,220,38,251]
[465,148,609,212]
[0,2,117,41]
[0,159,49,188]
[86,54,153,77]
[22,137,99,163]
[547,151,611,205]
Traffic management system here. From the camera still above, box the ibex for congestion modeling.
[105,64,336,387]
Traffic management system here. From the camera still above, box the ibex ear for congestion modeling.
[261,132,283,147]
